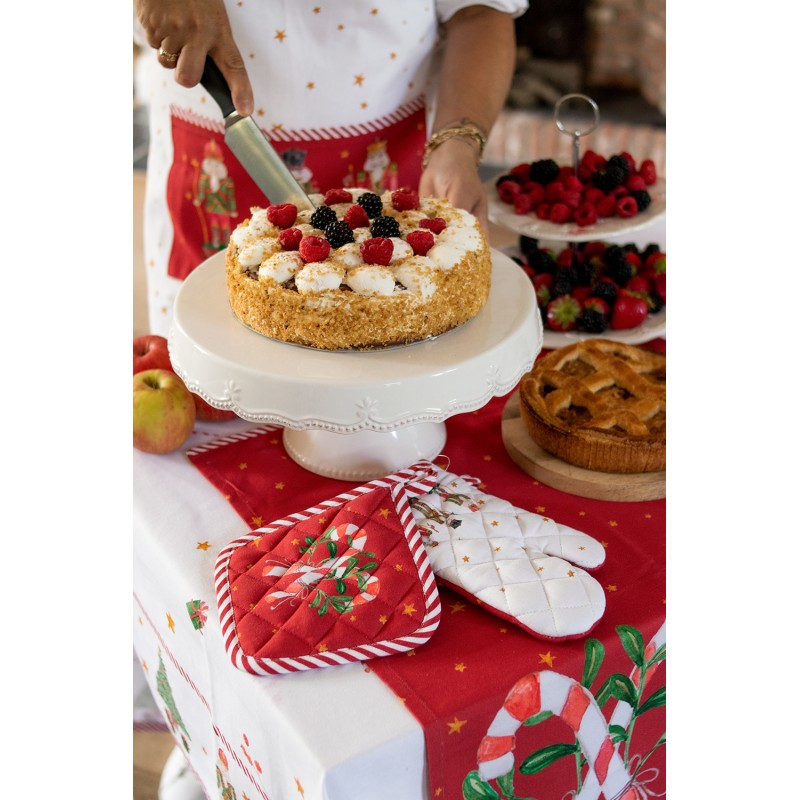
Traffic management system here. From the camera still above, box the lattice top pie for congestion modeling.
[518,339,666,473]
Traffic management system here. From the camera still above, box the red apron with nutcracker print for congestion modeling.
[164,100,428,281]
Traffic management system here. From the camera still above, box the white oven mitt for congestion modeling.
[408,467,606,641]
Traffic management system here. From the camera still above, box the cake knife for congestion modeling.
[200,58,314,210]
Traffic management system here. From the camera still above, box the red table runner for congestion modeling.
[188,359,666,800]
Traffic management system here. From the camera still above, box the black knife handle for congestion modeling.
[200,57,236,118]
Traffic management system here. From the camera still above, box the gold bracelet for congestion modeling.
[422,121,487,169]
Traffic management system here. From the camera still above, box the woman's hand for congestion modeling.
[419,138,490,236]
[134,0,254,116]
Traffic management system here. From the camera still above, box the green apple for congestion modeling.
[133,369,196,454]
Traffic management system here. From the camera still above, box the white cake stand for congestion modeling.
[168,249,542,480]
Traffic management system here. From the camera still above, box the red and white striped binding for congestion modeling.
[214,462,441,675]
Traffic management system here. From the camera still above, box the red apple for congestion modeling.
[134,334,173,374]
[133,369,196,454]
[193,394,237,422]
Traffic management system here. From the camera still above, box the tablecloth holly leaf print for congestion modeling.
[186,599,209,631]
[465,623,666,800]
[156,650,191,752]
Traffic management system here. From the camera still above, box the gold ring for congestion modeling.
[158,46,180,63]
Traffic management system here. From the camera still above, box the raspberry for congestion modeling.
[562,175,583,193]
[524,183,546,206]
[357,191,383,218]
[391,189,419,211]
[626,174,647,192]
[370,215,401,238]
[360,237,393,266]
[266,203,298,228]
[497,179,522,204]
[494,172,523,188]
[548,203,571,224]
[343,204,370,228]
[579,150,605,181]
[574,202,598,227]
[310,205,337,230]
[419,217,446,234]
[514,193,533,215]
[616,196,639,219]
[561,190,582,210]
[583,187,605,205]
[299,235,331,263]
[545,181,564,203]
[638,159,658,185]
[535,203,551,220]
[596,196,617,217]
[509,163,530,180]
[325,220,355,249]
[279,227,303,250]
[324,188,353,205]
[406,230,435,256]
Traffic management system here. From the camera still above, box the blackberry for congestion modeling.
[519,235,539,262]
[642,243,661,260]
[528,158,560,185]
[630,190,652,212]
[591,165,627,193]
[369,215,401,238]
[357,192,384,218]
[649,292,665,314]
[603,245,627,270]
[607,154,631,180]
[325,220,355,248]
[552,266,578,297]
[575,259,598,287]
[606,260,634,286]
[577,307,607,334]
[310,205,337,230]
[590,280,618,306]
[530,247,557,275]
[622,243,640,254]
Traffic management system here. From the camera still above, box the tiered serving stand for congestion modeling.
[168,248,542,481]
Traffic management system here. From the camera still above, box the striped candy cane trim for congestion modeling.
[186,425,279,457]
[172,96,425,144]
[214,462,440,675]
[477,671,633,799]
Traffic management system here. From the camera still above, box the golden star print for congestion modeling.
[402,603,417,616]
[196,541,211,551]
[539,651,556,667]
[354,74,365,86]
[274,30,286,42]
[275,482,285,490]
[378,508,390,518]
[239,462,248,470]
[448,717,467,734]
[454,662,466,672]
[450,601,466,613]
[166,613,175,633]
[251,516,263,526]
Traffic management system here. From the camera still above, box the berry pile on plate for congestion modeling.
[515,236,666,334]
[495,152,659,226]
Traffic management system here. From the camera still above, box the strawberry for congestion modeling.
[298,235,331,263]
[546,295,582,331]
[360,237,394,266]
[626,275,651,295]
[406,230,435,256]
[626,174,648,192]
[638,159,658,185]
[625,251,643,271]
[556,247,576,268]
[279,227,303,251]
[419,217,447,234]
[267,203,298,228]
[645,251,667,273]
[324,188,353,205]
[572,285,592,303]
[343,204,370,229]
[582,241,607,259]
[391,188,420,211]
[610,291,649,329]
[532,273,553,307]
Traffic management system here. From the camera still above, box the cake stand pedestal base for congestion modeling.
[283,422,447,481]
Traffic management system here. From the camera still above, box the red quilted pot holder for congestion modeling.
[214,462,442,674]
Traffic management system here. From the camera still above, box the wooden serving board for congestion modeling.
[501,393,666,502]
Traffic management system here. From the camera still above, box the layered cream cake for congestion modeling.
[225,188,491,350]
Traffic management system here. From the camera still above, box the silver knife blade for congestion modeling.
[224,112,314,211]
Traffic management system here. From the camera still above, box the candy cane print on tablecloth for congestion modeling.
[476,624,667,799]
